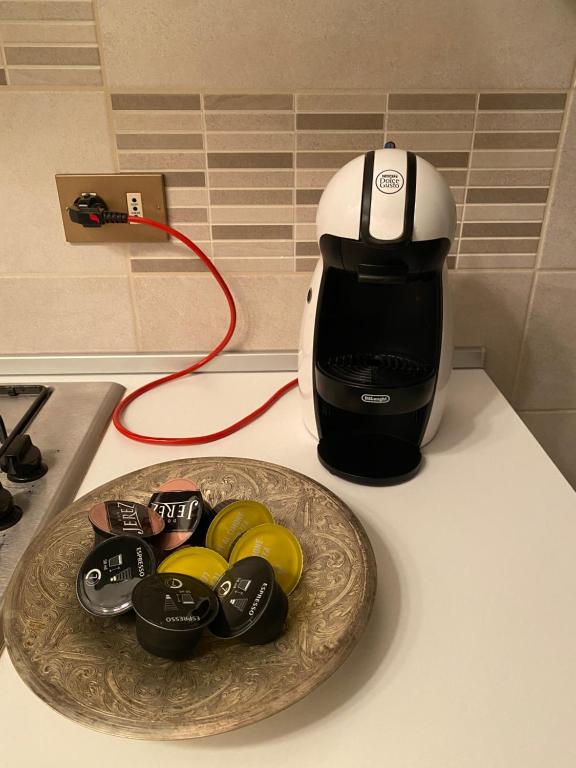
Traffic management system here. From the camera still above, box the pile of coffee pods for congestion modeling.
[76,478,303,659]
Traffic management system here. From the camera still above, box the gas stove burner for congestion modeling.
[0,482,22,531]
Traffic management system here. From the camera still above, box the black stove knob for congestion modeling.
[0,482,22,530]
[0,434,47,483]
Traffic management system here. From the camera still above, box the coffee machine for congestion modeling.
[298,147,456,485]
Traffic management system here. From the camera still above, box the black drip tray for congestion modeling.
[318,433,422,486]
[319,352,434,388]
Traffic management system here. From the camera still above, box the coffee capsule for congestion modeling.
[132,573,219,659]
[212,499,239,514]
[88,500,164,543]
[148,478,214,552]
[205,500,273,559]
[210,556,288,645]
[229,523,303,595]
[76,535,156,617]
[157,546,228,588]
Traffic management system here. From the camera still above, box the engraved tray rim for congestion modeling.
[3,456,377,740]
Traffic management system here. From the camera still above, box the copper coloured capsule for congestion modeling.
[88,500,164,543]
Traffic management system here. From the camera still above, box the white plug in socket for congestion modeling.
[126,192,143,222]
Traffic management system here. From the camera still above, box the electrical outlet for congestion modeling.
[126,192,144,220]
[55,173,168,243]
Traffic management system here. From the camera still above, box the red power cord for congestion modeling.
[111,215,298,445]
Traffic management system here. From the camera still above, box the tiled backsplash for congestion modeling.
[105,89,566,275]
[0,0,575,488]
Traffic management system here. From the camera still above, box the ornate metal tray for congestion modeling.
[3,457,376,740]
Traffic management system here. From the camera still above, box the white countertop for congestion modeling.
[1,369,575,767]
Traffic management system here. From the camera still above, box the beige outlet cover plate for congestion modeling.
[55,173,168,243]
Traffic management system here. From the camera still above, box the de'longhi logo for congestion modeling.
[361,393,391,404]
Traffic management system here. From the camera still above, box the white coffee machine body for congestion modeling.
[297,148,456,485]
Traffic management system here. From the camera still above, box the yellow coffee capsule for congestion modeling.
[205,500,273,559]
[229,523,303,595]
[157,546,228,588]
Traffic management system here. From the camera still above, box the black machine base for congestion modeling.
[318,433,422,486]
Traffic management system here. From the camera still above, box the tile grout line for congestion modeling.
[200,93,214,265]
[455,92,479,268]
[510,87,574,404]
[90,0,143,352]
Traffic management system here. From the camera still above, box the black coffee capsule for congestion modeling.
[148,478,214,552]
[132,573,219,659]
[76,535,156,617]
[210,556,288,645]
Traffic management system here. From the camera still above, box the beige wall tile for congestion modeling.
[474,132,559,150]
[96,1,576,89]
[211,207,293,224]
[113,112,203,131]
[389,93,476,110]
[297,152,356,169]
[169,208,209,223]
[451,271,533,398]
[0,22,97,42]
[295,257,319,271]
[212,225,292,240]
[210,189,292,205]
[212,241,293,258]
[296,189,322,204]
[205,113,294,131]
[296,169,336,187]
[4,45,99,65]
[387,113,475,131]
[169,224,211,241]
[131,258,208,273]
[164,171,206,187]
[0,277,136,352]
[204,94,293,110]
[419,151,469,168]
[440,169,468,185]
[208,170,294,188]
[520,411,576,489]
[111,94,200,110]
[8,68,102,85]
[0,91,125,275]
[296,206,317,223]
[460,238,538,253]
[464,204,546,221]
[118,152,205,170]
[471,150,555,168]
[515,272,576,409]
[297,113,383,130]
[296,241,320,256]
[540,94,576,268]
[117,133,203,149]
[166,188,209,206]
[296,94,386,112]
[214,258,294,273]
[467,187,548,203]
[133,274,309,351]
[297,132,383,151]
[127,241,213,259]
[476,112,564,131]
[206,133,294,151]
[0,69,6,85]
[0,2,93,20]
[391,132,472,150]
[207,152,293,169]
[461,222,541,237]
[457,254,537,269]
[479,92,567,110]
[468,169,552,186]
[295,224,316,240]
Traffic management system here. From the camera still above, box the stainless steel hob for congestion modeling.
[0,382,124,637]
